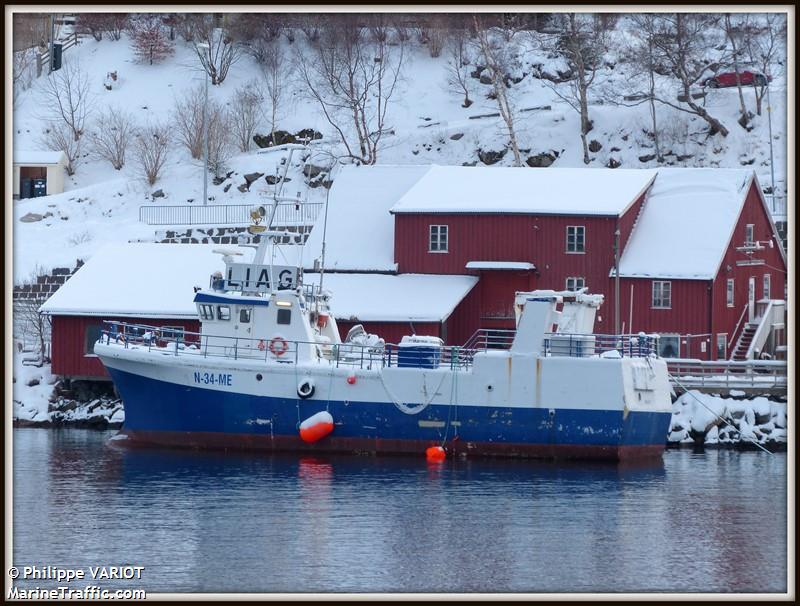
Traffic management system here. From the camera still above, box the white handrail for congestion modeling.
[745,300,783,359]
[728,303,749,350]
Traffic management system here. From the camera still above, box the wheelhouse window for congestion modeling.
[652,281,671,309]
[745,224,754,245]
[726,279,735,307]
[429,225,448,252]
[85,324,103,354]
[763,274,771,300]
[565,277,585,291]
[277,309,291,325]
[239,308,251,323]
[566,226,585,253]
[217,305,231,321]
[199,304,214,320]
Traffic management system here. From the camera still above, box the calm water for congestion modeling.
[12,428,788,594]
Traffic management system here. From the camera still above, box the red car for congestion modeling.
[703,71,771,88]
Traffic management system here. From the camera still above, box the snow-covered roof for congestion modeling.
[40,243,225,318]
[40,242,477,323]
[617,168,754,280]
[466,261,535,270]
[302,165,431,272]
[390,166,657,216]
[13,150,67,165]
[305,273,477,322]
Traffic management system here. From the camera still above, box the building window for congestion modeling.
[566,226,585,253]
[429,225,448,252]
[763,274,771,300]
[745,224,754,245]
[716,333,727,360]
[565,277,585,292]
[85,324,103,354]
[652,281,671,309]
[726,278,735,307]
[657,334,680,358]
[160,326,185,341]
[217,305,231,321]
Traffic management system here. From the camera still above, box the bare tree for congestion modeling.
[39,59,93,142]
[76,13,106,41]
[420,14,447,58]
[444,28,474,108]
[13,48,35,109]
[614,14,665,161]
[297,13,325,44]
[88,106,136,170]
[649,13,730,137]
[129,13,175,65]
[295,19,405,165]
[228,81,264,153]
[104,13,129,41]
[744,13,786,116]
[232,13,284,62]
[189,15,242,85]
[40,121,81,175]
[723,14,753,129]
[133,121,171,185]
[206,102,233,177]
[14,297,52,365]
[172,85,206,159]
[260,41,291,144]
[473,15,523,166]
[538,14,610,165]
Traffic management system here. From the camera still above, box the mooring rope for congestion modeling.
[378,370,449,415]
[668,372,773,455]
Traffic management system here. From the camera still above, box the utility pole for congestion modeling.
[48,13,55,74]
[197,42,210,206]
[614,228,620,335]
[765,78,776,208]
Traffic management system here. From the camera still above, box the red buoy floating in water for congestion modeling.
[299,411,334,443]
[426,446,446,462]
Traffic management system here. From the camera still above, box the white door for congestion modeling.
[748,277,755,322]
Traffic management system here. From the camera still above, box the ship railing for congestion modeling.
[98,321,473,370]
[543,332,660,358]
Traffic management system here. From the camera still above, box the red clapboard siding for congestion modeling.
[618,278,712,338]
[394,213,622,331]
[51,316,200,378]
[710,182,787,356]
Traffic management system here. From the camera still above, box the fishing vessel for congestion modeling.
[95,173,673,462]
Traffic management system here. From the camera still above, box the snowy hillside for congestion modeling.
[12,14,788,280]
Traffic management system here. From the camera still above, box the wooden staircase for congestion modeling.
[731,322,758,361]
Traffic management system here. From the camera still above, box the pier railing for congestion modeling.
[139,202,323,226]
[666,358,787,394]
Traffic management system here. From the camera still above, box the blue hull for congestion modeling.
[108,368,671,461]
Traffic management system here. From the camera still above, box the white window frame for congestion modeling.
[652,280,672,309]
[745,223,755,245]
[217,305,231,321]
[160,325,185,341]
[566,225,585,253]
[565,276,586,291]
[726,278,735,308]
[429,225,449,253]
[199,304,215,320]
[763,274,771,300]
